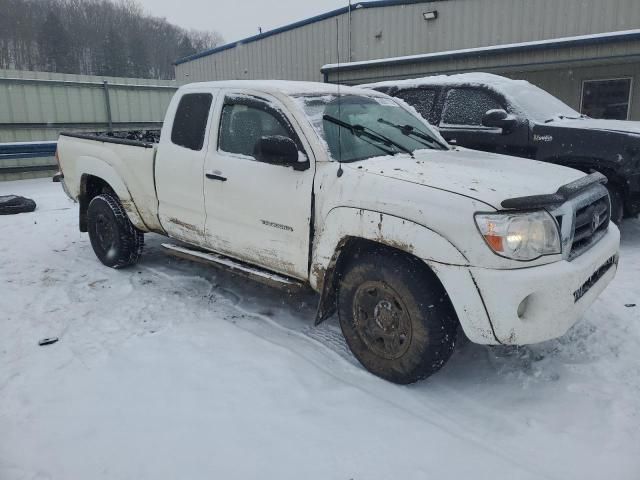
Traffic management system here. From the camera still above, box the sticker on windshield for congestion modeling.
[375,97,400,107]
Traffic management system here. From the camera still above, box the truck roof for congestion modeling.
[180,79,381,97]
[363,72,534,94]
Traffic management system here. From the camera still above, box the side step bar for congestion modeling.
[161,243,305,289]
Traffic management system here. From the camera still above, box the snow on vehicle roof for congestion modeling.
[363,72,526,92]
[363,73,582,122]
[181,80,382,97]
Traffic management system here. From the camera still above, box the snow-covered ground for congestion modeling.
[1,178,639,480]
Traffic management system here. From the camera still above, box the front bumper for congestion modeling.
[469,225,620,345]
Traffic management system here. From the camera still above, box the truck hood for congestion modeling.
[550,117,640,136]
[344,148,584,210]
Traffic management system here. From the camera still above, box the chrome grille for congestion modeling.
[551,184,610,261]
[568,191,610,260]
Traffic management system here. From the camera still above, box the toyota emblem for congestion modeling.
[591,211,601,232]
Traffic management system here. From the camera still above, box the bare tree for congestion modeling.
[0,0,224,79]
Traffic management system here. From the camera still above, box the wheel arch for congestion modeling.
[311,208,498,344]
[78,170,146,232]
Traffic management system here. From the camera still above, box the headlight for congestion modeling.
[475,210,561,261]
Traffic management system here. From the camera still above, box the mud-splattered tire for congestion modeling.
[338,248,458,384]
[606,185,624,225]
[87,194,144,268]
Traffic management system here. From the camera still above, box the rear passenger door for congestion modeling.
[156,90,216,246]
[202,93,314,280]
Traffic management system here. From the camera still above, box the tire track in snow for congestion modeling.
[141,262,556,480]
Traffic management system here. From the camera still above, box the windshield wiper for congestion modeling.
[377,118,445,149]
[323,115,414,158]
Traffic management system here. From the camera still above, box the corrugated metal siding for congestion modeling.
[352,0,640,61]
[326,40,640,84]
[0,69,177,142]
[176,0,640,82]
[507,62,640,120]
[176,12,351,82]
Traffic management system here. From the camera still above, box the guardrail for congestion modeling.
[0,141,58,175]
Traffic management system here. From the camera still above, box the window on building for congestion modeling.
[441,88,503,127]
[171,93,213,151]
[394,88,438,123]
[581,78,632,120]
[218,102,294,159]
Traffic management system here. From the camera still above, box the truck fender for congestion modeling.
[310,207,499,344]
[78,155,147,230]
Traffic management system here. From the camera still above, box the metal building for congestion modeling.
[175,0,640,121]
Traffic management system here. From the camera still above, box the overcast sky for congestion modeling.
[137,0,350,45]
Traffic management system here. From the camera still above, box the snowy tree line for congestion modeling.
[0,0,223,79]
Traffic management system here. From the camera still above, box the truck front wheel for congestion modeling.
[87,194,144,268]
[337,248,458,384]
[606,185,624,225]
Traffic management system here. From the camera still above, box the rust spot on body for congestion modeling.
[311,263,326,289]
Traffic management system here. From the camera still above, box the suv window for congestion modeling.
[394,88,437,123]
[171,93,213,151]
[218,101,295,158]
[441,88,502,127]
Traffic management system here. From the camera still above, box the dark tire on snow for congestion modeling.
[87,194,144,268]
[337,247,458,384]
[606,185,624,225]
[0,195,36,215]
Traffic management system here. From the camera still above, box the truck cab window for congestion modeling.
[218,103,295,159]
[441,88,502,127]
[171,93,213,151]
[394,88,437,123]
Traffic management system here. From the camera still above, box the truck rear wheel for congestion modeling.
[337,248,457,384]
[87,194,144,268]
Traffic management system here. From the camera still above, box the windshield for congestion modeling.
[507,82,583,122]
[294,94,448,162]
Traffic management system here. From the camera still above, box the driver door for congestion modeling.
[438,87,528,156]
[202,93,314,279]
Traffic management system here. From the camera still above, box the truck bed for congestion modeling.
[57,129,163,233]
[61,129,161,147]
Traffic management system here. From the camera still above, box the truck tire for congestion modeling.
[0,195,36,215]
[87,194,144,268]
[606,185,623,225]
[337,248,458,384]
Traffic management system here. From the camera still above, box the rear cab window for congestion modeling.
[171,93,214,151]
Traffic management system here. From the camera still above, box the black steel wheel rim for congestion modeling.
[352,281,412,360]
[95,212,116,253]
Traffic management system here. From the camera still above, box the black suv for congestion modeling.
[366,73,640,222]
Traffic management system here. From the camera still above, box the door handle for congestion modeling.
[206,173,227,182]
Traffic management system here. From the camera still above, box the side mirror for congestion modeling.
[482,109,518,133]
[254,135,309,171]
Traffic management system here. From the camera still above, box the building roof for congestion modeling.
[174,0,439,65]
[322,29,640,73]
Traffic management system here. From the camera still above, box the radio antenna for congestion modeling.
[336,16,343,178]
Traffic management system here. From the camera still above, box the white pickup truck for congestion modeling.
[55,80,620,384]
